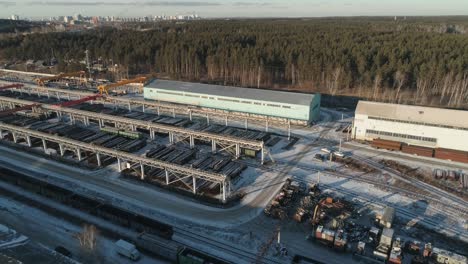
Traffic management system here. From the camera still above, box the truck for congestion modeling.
[115,239,140,261]
[373,228,394,261]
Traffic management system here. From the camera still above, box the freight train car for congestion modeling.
[401,145,434,158]
[291,254,327,264]
[434,148,468,163]
[0,167,174,240]
[177,247,230,264]
[371,139,402,151]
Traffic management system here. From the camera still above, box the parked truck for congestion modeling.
[115,239,140,261]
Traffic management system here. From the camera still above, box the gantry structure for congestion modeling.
[2,81,301,137]
[0,95,266,163]
[0,122,231,202]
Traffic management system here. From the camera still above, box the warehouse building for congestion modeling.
[353,101,468,152]
[143,79,321,123]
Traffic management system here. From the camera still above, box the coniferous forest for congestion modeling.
[1,17,468,108]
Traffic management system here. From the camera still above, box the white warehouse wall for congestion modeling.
[353,113,468,152]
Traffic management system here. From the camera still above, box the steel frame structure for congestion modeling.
[3,81,302,134]
[0,122,230,202]
[0,95,266,163]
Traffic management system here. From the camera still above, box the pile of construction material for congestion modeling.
[264,179,304,220]
[199,124,270,142]
[78,103,190,127]
[433,169,468,189]
[191,155,246,178]
[382,159,468,196]
[146,145,196,165]
[375,206,395,229]
[334,156,376,173]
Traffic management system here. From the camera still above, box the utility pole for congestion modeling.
[277,228,281,245]
[85,50,91,79]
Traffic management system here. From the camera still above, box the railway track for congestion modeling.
[241,157,468,241]
[238,158,468,217]
[174,228,285,264]
[239,114,468,243]
[351,153,468,205]
[0,167,286,264]
[304,178,468,242]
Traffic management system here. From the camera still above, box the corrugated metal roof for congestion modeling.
[356,101,468,129]
[145,79,315,106]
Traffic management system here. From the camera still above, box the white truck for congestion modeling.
[115,239,140,261]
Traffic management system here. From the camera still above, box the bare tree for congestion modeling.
[326,67,342,96]
[372,75,382,101]
[76,224,98,251]
[394,71,406,103]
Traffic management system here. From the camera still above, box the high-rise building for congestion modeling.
[73,14,83,21]
[10,14,19,21]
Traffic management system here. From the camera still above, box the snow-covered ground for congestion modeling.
[0,193,168,264]
[0,99,467,262]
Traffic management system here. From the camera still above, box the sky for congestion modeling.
[0,0,467,19]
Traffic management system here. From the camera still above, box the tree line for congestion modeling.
[1,17,468,108]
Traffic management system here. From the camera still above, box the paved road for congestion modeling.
[0,145,286,228]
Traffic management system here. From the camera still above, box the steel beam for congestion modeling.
[96,153,102,167]
[193,176,197,194]
[59,144,64,156]
[42,138,47,152]
[0,95,265,151]
[76,148,82,161]
[7,83,304,127]
[140,162,145,180]
[0,122,226,183]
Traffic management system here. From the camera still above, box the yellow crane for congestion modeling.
[35,71,86,86]
[97,77,148,95]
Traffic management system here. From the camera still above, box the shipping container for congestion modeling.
[333,229,347,251]
[241,148,257,158]
[315,225,335,245]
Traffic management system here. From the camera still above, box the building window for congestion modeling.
[368,116,467,131]
[365,129,437,143]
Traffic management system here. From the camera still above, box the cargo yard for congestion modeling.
[0,69,467,264]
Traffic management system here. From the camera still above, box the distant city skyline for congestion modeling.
[1,0,468,19]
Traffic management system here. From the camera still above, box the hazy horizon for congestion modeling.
[1,0,467,19]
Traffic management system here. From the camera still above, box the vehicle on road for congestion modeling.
[54,246,72,258]
[115,239,140,261]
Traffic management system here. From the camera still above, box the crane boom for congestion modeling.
[36,71,86,86]
[0,83,24,91]
[0,104,40,117]
[53,95,102,108]
[97,77,147,95]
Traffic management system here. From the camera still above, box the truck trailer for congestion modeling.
[115,239,140,261]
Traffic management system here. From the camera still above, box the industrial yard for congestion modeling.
[0,69,467,264]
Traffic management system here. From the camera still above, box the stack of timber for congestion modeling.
[401,144,434,157]
[371,139,402,151]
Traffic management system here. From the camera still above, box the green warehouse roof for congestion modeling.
[145,79,315,106]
